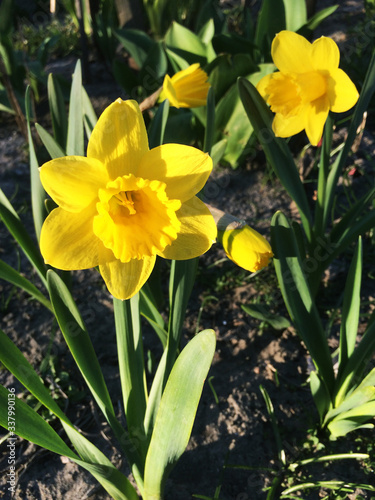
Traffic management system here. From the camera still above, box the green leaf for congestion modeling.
[271,212,335,394]
[334,319,375,406]
[139,41,168,90]
[0,386,138,500]
[0,385,77,458]
[113,295,148,483]
[242,303,291,330]
[283,0,307,31]
[299,5,338,36]
[148,99,170,149]
[207,53,258,101]
[238,77,312,241]
[82,86,97,139]
[115,29,154,69]
[35,123,66,159]
[25,86,46,243]
[310,371,331,423]
[47,73,68,150]
[255,0,285,57]
[0,0,14,37]
[327,401,375,438]
[0,189,47,286]
[210,138,227,167]
[66,60,84,156]
[203,87,215,155]
[46,271,127,436]
[0,259,52,311]
[338,238,362,375]
[140,286,168,348]
[143,329,216,500]
[165,22,207,65]
[323,49,375,232]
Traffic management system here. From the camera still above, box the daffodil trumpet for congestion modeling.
[39,98,217,300]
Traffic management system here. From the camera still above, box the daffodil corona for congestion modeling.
[40,99,217,300]
[257,31,359,146]
[159,63,210,108]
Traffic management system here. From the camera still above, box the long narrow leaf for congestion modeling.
[82,86,98,139]
[147,99,170,149]
[0,385,77,458]
[271,212,335,394]
[338,238,362,376]
[0,189,47,286]
[323,49,375,231]
[66,60,84,156]
[25,86,46,242]
[0,386,138,500]
[238,77,312,242]
[143,329,216,500]
[47,73,68,150]
[113,294,147,486]
[0,260,52,311]
[35,123,66,159]
[334,319,375,405]
[203,87,215,155]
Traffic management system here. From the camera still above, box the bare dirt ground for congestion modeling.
[1,1,374,499]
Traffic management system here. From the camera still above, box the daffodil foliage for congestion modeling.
[39,99,217,300]
[257,30,359,145]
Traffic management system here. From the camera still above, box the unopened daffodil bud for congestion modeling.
[207,205,273,272]
[159,63,210,109]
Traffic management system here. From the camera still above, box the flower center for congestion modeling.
[93,174,181,262]
[111,191,137,215]
[266,70,327,117]
[296,70,327,103]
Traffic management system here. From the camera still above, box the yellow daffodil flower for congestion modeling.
[257,30,359,146]
[40,98,217,300]
[159,63,210,108]
[207,205,273,272]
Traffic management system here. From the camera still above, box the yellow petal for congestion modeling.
[160,64,210,108]
[256,73,274,99]
[40,156,108,212]
[327,68,359,113]
[220,226,273,272]
[171,63,201,83]
[311,36,340,71]
[158,196,217,260]
[305,96,330,146]
[171,64,210,108]
[87,99,149,180]
[99,255,156,300]
[137,144,213,202]
[159,74,180,108]
[272,31,313,74]
[40,205,106,270]
[272,108,306,138]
